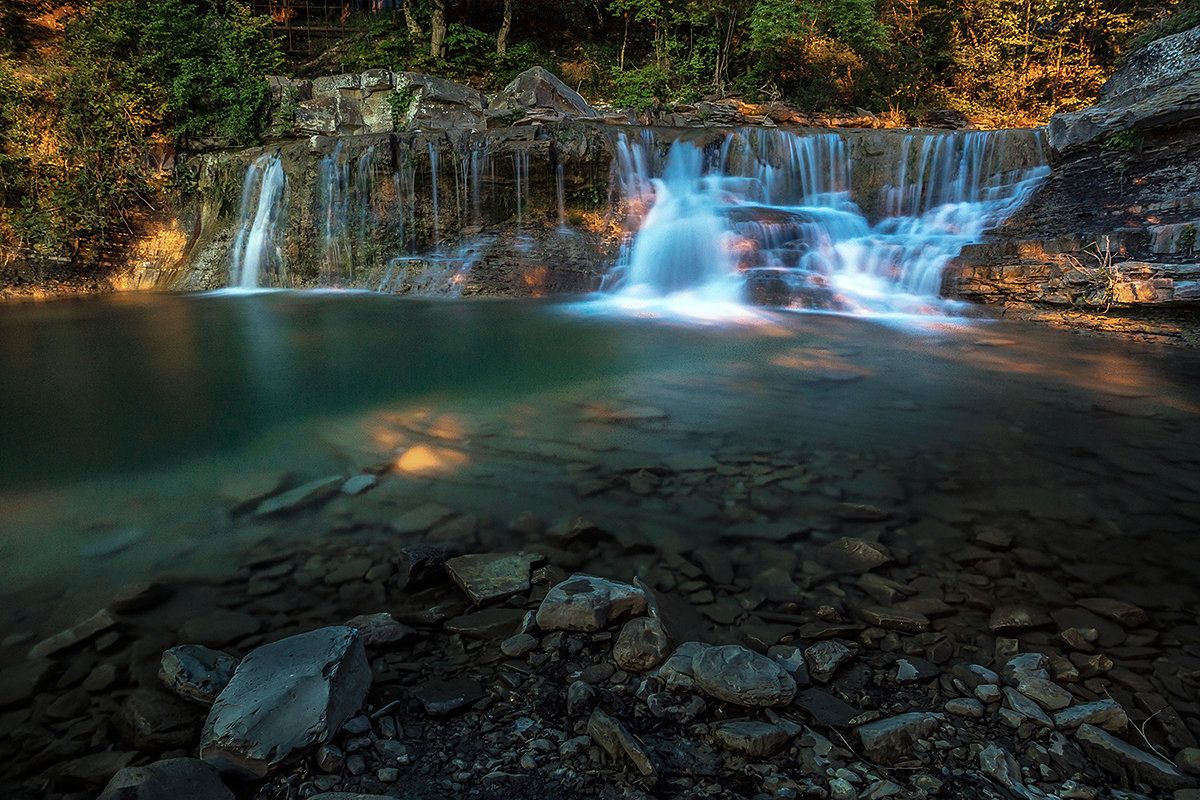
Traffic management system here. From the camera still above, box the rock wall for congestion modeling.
[944,25,1200,322]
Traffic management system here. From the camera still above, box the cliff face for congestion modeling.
[944,25,1200,320]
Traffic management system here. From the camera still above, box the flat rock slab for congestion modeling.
[444,607,526,639]
[793,687,861,729]
[536,575,646,632]
[254,476,343,517]
[1075,723,1195,789]
[445,552,542,605]
[856,712,945,764]
[200,626,371,779]
[29,609,117,660]
[1054,699,1129,732]
[346,613,414,648]
[160,645,238,705]
[693,644,796,707]
[99,757,233,800]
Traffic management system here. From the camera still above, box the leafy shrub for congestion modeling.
[611,64,671,110]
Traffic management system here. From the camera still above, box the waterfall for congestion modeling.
[428,142,441,247]
[513,149,530,228]
[607,128,1048,313]
[229,153,287,289]
[555,163,567,230]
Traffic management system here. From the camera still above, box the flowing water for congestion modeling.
[604,128,1048,313]
[229,153,287,289]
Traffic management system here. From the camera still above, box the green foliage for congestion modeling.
[1179,224,1196,253]
[1127,0,1200,51]
[611,64,672,110]
[1102,129,1145,152]
[66,0,282,145]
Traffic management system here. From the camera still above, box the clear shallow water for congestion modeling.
[2,292,1200,632]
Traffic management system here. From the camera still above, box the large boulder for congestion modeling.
[199,627,371,779]
[394,72,487,132]
[1048,25,1200,154]
[490,67,599,120]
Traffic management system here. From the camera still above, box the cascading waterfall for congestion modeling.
[607,128,1048,313]
[513,149,530,228]
[229,153,287,289]
[428,142,441,246]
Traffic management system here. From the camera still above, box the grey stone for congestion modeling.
[651,641,709,689]
[693,644,797,707]
[804,640,856,682]
[346,612,414,648]
[767,645,811,685]
[566,680,596,716]
[160,645,239,706]
[1003,686,1054,727]
[200,626,371,779]
[945,697,985,718]
[1077,597,1149,627]
[713,720,792,757]
[860,606,929,633]
[1075,723,1195,789]
[98,758,233,800]
[340,474,377,496]
[794,687,861,729]
[490,67,599,119]
[445,607,526,639]
[535,575,646,632]
[1016,675,1073,711]
[1054,699,1129,732]
[979,744,1043,800]
[445,552,541,605]
[990,605,1051,632]
[895,657,939,683]
[29,608,118,660]
[500,633,538,657]
[254,476,343,516]
[856,712,945,764]
[120,689,200,750]
[587,709,655,777]
[613,617,671,672]
[821,537,891,572]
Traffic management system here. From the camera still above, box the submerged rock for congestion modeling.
[254,476,343,517]
[98,758,233,800]
[28,608,118,660]
[693,644,797,707]
[160,645,239,706]
[713,720,792,757]
[535,575,646,632]
[200,626,371,779]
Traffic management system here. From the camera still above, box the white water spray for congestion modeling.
[229,153,287,289]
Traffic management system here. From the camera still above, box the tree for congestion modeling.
[497,0,513,55]
[430,0,446,57]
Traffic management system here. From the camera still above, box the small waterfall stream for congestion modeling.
[229,153,286,289]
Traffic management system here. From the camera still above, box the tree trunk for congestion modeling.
[497,0,512,55]
[430,0,447,58]
[403,0,422,36]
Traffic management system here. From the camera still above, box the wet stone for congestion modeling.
[160,645,239,706]
[713,720,792,757]
[200,626,372,779]
[693,644,797,707]
[1077,597,1149,627]
[255,476,343,517]
[895,656,940,683]
[804,640,856,682]
[29,608,118,660]
[612,617,671,672]
[945,697,985,718]
[1075,723,1194,789]
[346,612,414,648]
[861,606,930,633]
[445,552,542,605]
[500,633,538,658]
[1015,675,1073,711]
[989,605,1051,632]
[1053,699,1129,732]
[793,687,861,729]
[1002,686,1054,727]
[822,537,892,572]
[535,574,646,632]
[340,474,377,496]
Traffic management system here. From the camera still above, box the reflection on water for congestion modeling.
[1,292,1199,632]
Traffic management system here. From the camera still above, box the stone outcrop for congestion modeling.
[947,24,1200,329]
[1047,26,1200,155]
[489,67,600,122]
